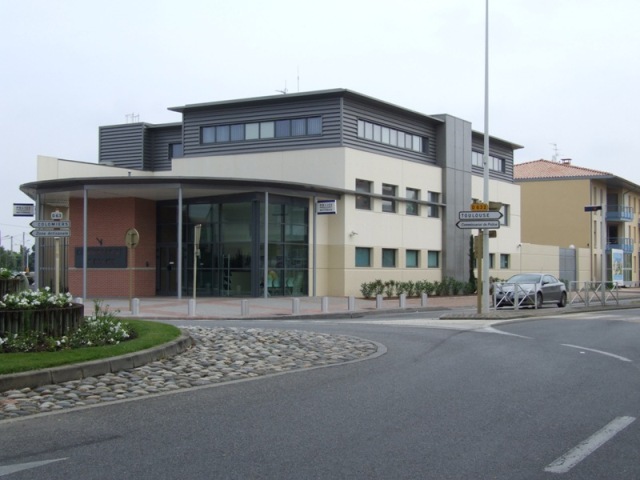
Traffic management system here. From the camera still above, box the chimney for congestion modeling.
[561,158,572,165]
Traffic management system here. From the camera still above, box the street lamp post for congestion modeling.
[585,205,606,304]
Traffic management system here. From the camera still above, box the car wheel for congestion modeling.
[535,292,543,309]
[557,292,567,308]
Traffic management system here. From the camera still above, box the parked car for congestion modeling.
[494,273,567,308]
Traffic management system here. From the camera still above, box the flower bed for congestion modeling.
[0,288,84,338]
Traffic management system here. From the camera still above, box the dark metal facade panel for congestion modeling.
[181,98,343,157]
[99,124,145,169]
[341,97,438,164]
[148,125,182,171]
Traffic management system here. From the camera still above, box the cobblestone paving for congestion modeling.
[0,327,379,422]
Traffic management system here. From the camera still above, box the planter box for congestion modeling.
[0,278,24,297]
[0,304,85,337]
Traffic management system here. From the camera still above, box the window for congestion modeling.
[406,250,419,268]
[355,247,371,267]
[260,121,275,138]
[428,191,440,218]
[307,117,322,135]
[230,124,244,141]
[382,184,397,213]
[427,251,440,268]
[500,254,510,269]
[406,188,420,215]
[245,123,260,140]
[471,151,505,172]
[500,204,509,226]
[216,125,230,142]
[356,179,372,210]
[169,143,183,159]
[489,253,495,269]
[356,119,428,154]
[292,118,306,136]
[202,126,215,143]
[275,120,291,137]
[382,249,396,267]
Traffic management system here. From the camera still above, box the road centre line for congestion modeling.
[544,416,636,473]
[561,344,632,362]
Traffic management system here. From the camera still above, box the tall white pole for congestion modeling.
[481,0,490,313]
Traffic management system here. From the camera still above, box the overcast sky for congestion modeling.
[2,0,639,250]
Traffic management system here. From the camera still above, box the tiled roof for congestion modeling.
[514,159,611,180]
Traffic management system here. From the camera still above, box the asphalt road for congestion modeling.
[2,308,640,479]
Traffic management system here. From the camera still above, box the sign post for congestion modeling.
[125,228,140,312]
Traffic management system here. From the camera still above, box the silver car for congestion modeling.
[494,273,567,308]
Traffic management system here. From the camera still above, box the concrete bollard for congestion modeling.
[348,296,356,312]
[321,296,329,313]
[132,298,140,316]
[399,293,406,309]
[421,293,428,307]
[188,299,196,317]
[241,299,249,317]
[292,298,300,315]
[376,294,383,309]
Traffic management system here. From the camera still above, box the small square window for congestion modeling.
[355,247,371,267]
[275,120,291,137]
[500,204,509,226]
[169,143,183,159]
[291,118,306,136]
[202,126,215,144]
[500,254,510,269]
[260,122,275,139]
[216,125,230,142]
[406,250,419,268]
[245,123,260,140]
[428,251,440,268]
[230,124,244,141]
[382,249,396,268]
[307,117,322,135]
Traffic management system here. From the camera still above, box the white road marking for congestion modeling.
[477,326,532,338]
[545,416,636,473]
[561,344,632,362]
[0,458,67,477]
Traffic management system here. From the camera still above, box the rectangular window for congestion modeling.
[364,121,374,140]
[406,250,419,268]
[355,247,371,267]
[260,121,275,139]
[373,124,382,142]
[412,135,421,152]
[428,191,440,218]
[245,123,259,140]
[357,119,365,138]
[382,248,396,267]
[382,184,397,213]
[500,254,510,269]
[406,188,420,216]
[202,126,215,144]
[275,119,290,137]
[216,125,230,142]
[500,204,509,226]
[356,179,372,210]
[381,127,390,144]
[489,253,495,269]
[291,118,306,136]
[230,124,244,141]
[397,131,406,148]
[169,143,183,159]
[307,117,322,135]
[390,129,397,146]
[427,251,440,268]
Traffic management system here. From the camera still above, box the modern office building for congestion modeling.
[515,158,640,285]
[20,89,523,298]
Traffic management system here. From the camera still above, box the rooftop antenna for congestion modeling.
[550,143,559,162]
[125,113,139,123]
[297,66,300,92]
[276,81,288,94]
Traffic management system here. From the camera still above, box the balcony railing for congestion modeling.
[606,237,635,253]
[606,205,634,222]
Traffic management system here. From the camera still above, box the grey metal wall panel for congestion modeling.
[148,125,182,171]
[436,115,473,282]
[99,124,145,169]
[181,98,343,157]
[342,97,438,164]
[559,247,576,283]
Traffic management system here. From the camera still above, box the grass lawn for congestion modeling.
[0,320,182,375]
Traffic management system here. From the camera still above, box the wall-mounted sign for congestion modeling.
[317,199,337,215]
[13,203,35,217]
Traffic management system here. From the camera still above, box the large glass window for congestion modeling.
[406,250,419,268]
[201,116,322,144]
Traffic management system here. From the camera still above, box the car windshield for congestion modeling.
[506,274,542,284]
